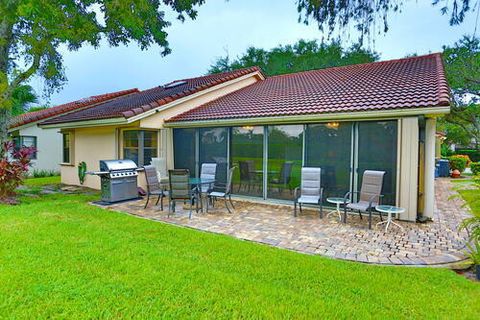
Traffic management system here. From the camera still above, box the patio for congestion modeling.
[102,178,471,266]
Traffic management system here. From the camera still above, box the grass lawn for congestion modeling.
[0,180,479,318]
[24,175,61,187]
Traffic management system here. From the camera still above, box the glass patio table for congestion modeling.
[189,177,215,212]
[375,205,405,232]
[326,197,350,220]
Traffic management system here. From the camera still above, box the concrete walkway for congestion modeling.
[101,178,471,266]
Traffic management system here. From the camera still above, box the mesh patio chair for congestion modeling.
[207,167,236,213]
[200,163,217,193]
[294,167,323,218]
[343,170,385,229]
[168,169,197,219]
[143,165,168,210]
[269,161,294,195]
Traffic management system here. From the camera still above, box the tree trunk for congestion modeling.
[0,107,10,144]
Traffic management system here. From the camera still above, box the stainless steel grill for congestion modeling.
[91,159,139,203]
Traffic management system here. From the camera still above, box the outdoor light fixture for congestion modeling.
[242,125,254,131]
[326,122,340,129]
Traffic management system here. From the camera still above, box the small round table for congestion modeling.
[326,197,350,220]
[375,205,405,232]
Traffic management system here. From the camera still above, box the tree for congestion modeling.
[11,85,38,116]
[442,36,480,149]
[296,0,477,44]
[209,39,379,76]
[0,0,205,143]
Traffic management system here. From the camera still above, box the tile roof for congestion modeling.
[9,89,139,129]
[41,67,262,125]
[166,53,450,123]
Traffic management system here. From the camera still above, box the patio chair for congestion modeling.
[143,165,168,210]
[269,161,294,195]
[200,163,217,193]
[238,160,255,192]
[168,169,197,219]
[294,167,323,218]
[207,167,236,213]
[343,170,385,229]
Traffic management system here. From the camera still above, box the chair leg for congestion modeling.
[168,200,171,217]
[160,195,164,211]
[319,203,323,218]
[229,195,235,209]
[368,207,372,229]
[189,200,192,219]
[144,194,150,209]
[225,197,232,213]
[155,195,161,206]
[359,210,363,220]
[299,203,303,213]
[343,206,347,223]
[294,201,297,217]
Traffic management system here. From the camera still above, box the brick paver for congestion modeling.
[100,178,471,266]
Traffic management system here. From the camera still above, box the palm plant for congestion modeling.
[11,85,38,116]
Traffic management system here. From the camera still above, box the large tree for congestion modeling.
[296,0,477,43]
[442,36,480,149]
[0,0,205,142]
[209,40,379,76]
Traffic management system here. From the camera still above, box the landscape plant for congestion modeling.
[471,162,480,176]
[0,141,36,203]
[448,155,469,173]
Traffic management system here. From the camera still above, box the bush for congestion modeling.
[0,141,36,202]
[455,154,472,167]
[448,155,468,173]
[456,149,480,162]
[31,169,60,178]
[471,162,480,176]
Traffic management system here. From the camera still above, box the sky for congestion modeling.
[30,0,478,106]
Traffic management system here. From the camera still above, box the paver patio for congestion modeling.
[101,178,471,266]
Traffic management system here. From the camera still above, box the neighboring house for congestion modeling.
[8,89,139,172]
[40,54,450,222]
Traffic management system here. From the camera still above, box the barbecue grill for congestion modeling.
[90,159,139,203]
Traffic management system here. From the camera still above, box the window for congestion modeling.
[173,128,196,177]
[13,136,37,159]
[62,133,71,164]
[123,130,158,166]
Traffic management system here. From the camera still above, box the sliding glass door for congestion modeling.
[173,128,196,177]
[230,126,264,197]
[199,127,228,183]
[267,125,303,200]
[356,121,398,205]
[305,122,353,202]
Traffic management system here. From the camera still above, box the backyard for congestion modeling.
[0,177,479,318]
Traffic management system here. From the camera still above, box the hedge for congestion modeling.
[471,162,480,176]
[448,155,468,173]
[455,149,480,162]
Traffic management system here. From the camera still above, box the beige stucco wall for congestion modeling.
[61,126,117,189]
[15,124,63,173]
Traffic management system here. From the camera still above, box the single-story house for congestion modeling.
[40,53,451,222]
[8,89,138,172]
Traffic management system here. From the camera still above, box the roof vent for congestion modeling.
[163,80,187,89]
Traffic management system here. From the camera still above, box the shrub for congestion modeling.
[448,155,468,173]
[454,154,472,167]
[0,141,36,202]
[31,169,60,178]
[471,162,480,176]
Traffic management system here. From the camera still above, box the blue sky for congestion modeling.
[31,0,477,106]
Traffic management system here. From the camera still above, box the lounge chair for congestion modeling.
[343,170,385,229]
[294,167,323,217]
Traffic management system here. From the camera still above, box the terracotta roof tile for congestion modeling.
[40,67,263,125]
[9,88,139,128]
[167,53,451,123]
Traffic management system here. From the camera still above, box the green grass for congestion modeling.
[24,175,61,187]
[0,179,479,318]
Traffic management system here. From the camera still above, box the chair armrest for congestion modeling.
[368,194,384,208]
[343,191,359,203]
[294,187,300,199]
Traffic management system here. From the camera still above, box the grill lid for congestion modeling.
[100,159,138,172]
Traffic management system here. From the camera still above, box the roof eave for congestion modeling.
[164,105,451,128]
[39,117,128,129]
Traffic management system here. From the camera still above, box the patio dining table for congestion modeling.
[189,177,215,212]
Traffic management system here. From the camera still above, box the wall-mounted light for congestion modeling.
[242,125,254,131]
[326,122,340,129]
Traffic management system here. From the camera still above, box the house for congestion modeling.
[8,89,139,173]
[40,53,450,222]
